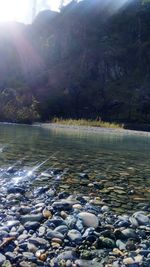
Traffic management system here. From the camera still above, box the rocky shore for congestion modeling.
[0,179,150,267]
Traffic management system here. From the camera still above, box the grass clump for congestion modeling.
[51,118,123,129]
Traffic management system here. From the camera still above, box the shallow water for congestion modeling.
[0,123,150,213]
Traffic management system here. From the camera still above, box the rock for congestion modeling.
[42,209,52,219]
[73,204,82,210]
[0,254,6,265]
[133,212,150,225]
[7,186,25,194]
[1,261,12,267]
[122,229,138,240]
[27,243,38,253]
[52,201,72,211]
[67,229,82,243]
[116,240,126,250]
[101,205,110,213]
[78,212,99,228]
[19,262,36,267]
[46,229,64,240]
[24,222,40,231]
[123,257,135,265]
[126,240,136,251]
[5,252,16,262]
[21,214,43,223]
[28,237,48,247]
[22,252,36,260]
[101,237,116,248]
[38,226,46,237]
[75,259,100,267]
[57,251,77,261]
[54,225,68,234]
[6,220,20,228]
[129,217,139,228]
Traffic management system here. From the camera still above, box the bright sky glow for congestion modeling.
[0,0,62,23]
[0,0,131,24]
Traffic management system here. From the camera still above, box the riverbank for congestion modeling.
[37,123,150,137]
[0,180,149,267]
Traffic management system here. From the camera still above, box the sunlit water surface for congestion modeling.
[0,123,150,213]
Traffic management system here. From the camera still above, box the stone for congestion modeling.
[24,222,40,231]
[133,212,150,225]
[116,240,126,250]
[46,230,64,240]
[42,209,52,219]
[122,229,137,240]
[123,257,135,265]
[21,214,43,223]
[1,261,12,267]
[0,254,6,265]
[52,201,72,211]
[28,237,48,246]
[78,212,99,228]
[73,204,82,210]
[57,251,77,261]
[101,206,110,213]
[67,229,82,243]
[54,225,68,234]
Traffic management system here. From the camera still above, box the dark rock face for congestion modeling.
[0,0,150,123]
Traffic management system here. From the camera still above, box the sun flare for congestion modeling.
[0,0,29,23]
[0,0,62,24]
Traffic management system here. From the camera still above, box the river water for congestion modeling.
[0,123,150,213]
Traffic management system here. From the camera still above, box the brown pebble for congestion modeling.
[38,253,47,262]
[51,238,62,245]
[60,211,68,219]
[42,209,52,219]
[51,242,61,248]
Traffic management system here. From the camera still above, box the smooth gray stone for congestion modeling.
[1,260,12,267]
[75,259,103,267]
[5,252,16,262]
[21,214,43,223]
[133,212,150,225]
[67,229,82,243]
[116,240,126,250]
[129,217,139,228]
[24,222,40,231]
[6,220,20,228]
[54,225,68,234]
[78,212,99,228]
[0,253,6,265]
[122,229,137,239]
[57,251,77,261]
[0,231,9,239]
[46,229,64,240]
[52,201,72,210]
[28,237,48,246]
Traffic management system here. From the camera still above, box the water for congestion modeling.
[0,123,150,213]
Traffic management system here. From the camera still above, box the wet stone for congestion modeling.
[0,254,6,265]
[67,229,82,243]
[78,212,99,228]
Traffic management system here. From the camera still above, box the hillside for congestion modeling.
[0,0,150,124]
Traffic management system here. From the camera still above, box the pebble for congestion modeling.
[0,254,6,265]
[67,229,82,243]
[0,181,149,267]
[78,212,99,228]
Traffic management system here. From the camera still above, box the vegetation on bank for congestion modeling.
[51,118,123,129]
[0,0,150,124]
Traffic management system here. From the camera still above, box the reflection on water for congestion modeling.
[0,123,150,213]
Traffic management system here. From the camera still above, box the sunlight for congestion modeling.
[0,0,29,23]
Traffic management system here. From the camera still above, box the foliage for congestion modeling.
[51,118,123,129]
[0,0,150,124]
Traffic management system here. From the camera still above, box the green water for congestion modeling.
[0,123,150,213]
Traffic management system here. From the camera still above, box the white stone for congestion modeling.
[78,212,99,228]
